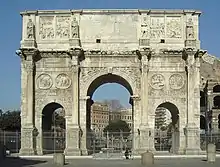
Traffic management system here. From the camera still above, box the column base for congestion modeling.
[80,149,88,156]
[36,149,43,155]
[20,127,36,155]
[133,147,156,155]
[64,148,81,156]
[19,148,36,155]
[185,148,201,155]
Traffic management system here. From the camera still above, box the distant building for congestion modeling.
[155,107,167,129]
[120,108,133,129]
[91,102,109,134]
[109,108,133,129]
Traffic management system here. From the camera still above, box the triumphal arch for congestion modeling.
[17,9,206,155]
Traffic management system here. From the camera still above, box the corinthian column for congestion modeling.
[184,49,206,154]
[17,48,38,155]
[64,65,81,155]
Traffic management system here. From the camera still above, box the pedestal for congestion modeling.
[64,127,81,156]
[185,127,201,155]
[19,128,36,155]
[135,126,155,154]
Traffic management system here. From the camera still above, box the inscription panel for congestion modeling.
[80,14,138,41]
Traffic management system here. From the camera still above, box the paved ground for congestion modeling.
[1,157,220,167]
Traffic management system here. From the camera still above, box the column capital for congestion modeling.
[25,61,35,72]
[70,65,79,74]
[136,48,152,61]
[68,48,84,59]
[183,48,207,60]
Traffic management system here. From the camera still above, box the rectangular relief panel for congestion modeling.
[166,16,182,39]
[39,16,55,40]
[150,17,165,39]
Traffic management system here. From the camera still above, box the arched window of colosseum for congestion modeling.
[200,91,205,107]
[213,85,220,93]
[213,96,220,109]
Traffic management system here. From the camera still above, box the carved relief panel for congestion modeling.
[55,73,72,89]
[150,17,165,39]
[35,72,73,116]
[56,16,71,39]
[39,16,55,39]
[149,72,186,97]
[37,73,53,90]
[166,17,182,38]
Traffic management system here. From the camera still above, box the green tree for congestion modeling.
[0,110,21,131]
[103,120,130,138]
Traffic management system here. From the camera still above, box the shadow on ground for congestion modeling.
[1,157,47,167]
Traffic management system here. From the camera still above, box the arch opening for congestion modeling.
[213,85,220,93]
[154,102,179,152]
[200,115,206,130]
[213,96,220,109]
[85,74,134,155]
[42,102,66,154]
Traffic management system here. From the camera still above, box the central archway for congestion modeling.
[85,73,134,155]
[154,102,179,153]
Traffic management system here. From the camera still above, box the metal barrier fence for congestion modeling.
[0,131,220,154]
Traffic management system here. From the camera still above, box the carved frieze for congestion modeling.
[166,17,182,38]
[150,74,165,89]
[55,73,72,89]
[56,16,70,39]
[169,74,184,89]
[150,17,165,39]
[26,18,35,39]
[37,73,53,90]
[39,16,55,39]
[84,50,137,56]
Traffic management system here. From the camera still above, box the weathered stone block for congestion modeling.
[53,153,65,166]
[207,143,216,162]
[141,151,154,166]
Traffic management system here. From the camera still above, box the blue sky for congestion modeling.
[0,0,219,110]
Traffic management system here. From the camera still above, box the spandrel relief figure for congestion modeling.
[27,18,34,39]
[71,17,79,38]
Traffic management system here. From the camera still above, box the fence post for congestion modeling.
[16,131,18,153]
[3,131,5,146]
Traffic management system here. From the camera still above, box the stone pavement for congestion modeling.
[1,157,220,167]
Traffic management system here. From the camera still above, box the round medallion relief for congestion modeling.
[169,74,184,89]
[55,73,71,89]
[37,74,53,90]
[150,74,165,89]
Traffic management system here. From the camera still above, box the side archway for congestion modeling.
[154,101,180,153]
[42,102,66,154]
